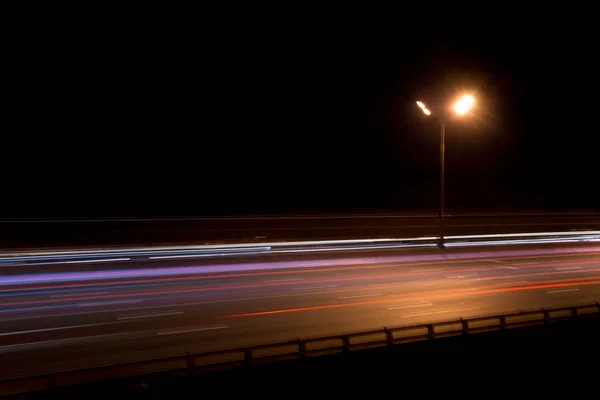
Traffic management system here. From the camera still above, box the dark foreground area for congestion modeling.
[10,314,600,399]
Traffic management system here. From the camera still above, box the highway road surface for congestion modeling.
[1,211,600,249]
[2,238,600,382]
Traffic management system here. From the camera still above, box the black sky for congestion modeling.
[4,20,599,218]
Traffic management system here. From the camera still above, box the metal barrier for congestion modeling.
[2,302,600,396]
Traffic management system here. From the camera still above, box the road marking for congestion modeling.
[0,329,158,353]
[0,321,125,337]
[117,311,184,320]
[495,281,528,285]
[388,303,433,310]
[500,267,519,270]
[51,292,109,298]
[149,248,271,260]
[62,258,130,264]
[292,285,337,290]
[556,267,582,270]
[547,288,580,294]
[150,254,256,260]
[512,262,539,266]
[157,326,228,335]
[10,258,131,267]
[400,307,480,318]
[410,268,443,272]
[217,278,600,319]
[0,286,402,323]
[78,300,141,307]
[446,274,479,279]
[263,278,304,283]
[338,294,382,300]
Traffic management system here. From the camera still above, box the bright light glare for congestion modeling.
[416,101,431,115]
[454,95,475,115]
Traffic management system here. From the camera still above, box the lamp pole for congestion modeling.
[439,122,446,248]
[416,95,474,249]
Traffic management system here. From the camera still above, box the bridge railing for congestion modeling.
[2,302,600,396]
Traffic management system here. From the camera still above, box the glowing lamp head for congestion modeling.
[416,100,431,116]
[454,95,475,115]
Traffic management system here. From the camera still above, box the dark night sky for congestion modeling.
[4,19,599,218]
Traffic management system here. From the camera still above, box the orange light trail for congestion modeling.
[215,279,600,319]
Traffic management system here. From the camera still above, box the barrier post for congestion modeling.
[298,339,307,357]
[384,327,394,346]
[186,353,195,378]
[244,349,252,366]
[427,325,434,340]
[499,315,506,330]
[342,336,351,352]
[543,309,551,324]
[460,318,469,335]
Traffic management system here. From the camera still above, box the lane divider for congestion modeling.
[2,230,599,264]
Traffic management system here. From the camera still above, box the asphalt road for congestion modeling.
[2,212,600,249]
[2,240,600,382]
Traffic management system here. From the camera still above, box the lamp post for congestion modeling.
[416,95,475,248]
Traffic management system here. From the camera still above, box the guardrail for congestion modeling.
[2,231,600,264]
[2,302,600,397]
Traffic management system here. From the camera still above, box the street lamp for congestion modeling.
[416,94,475,248]
[454,95,475,115]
